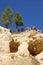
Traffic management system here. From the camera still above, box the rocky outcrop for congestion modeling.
[0,26,12,53]
[0,26,43,65]
[12,30,43,56]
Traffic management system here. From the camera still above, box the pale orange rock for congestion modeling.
[0,26,43,65]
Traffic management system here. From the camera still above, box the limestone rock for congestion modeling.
[0,26,12,53]
[12,30,43,56]
[0,26,43,65]
[35,51,43,65]
[0,53,39,65]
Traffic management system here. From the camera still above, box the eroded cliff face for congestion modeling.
[0,26,43,65]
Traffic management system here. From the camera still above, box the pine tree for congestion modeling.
[1,7,13,28]
[13,12,24,31]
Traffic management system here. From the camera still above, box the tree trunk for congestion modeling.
[5,24,8,28]
[16,25,18,32]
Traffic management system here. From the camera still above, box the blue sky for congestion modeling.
[0,0,43,32]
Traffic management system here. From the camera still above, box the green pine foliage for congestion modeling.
[1,7,13,28]
[13,12,24,31]
[0,7,24,32]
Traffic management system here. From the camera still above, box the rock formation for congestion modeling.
[0,26,43,65]
[0,26,12,53]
